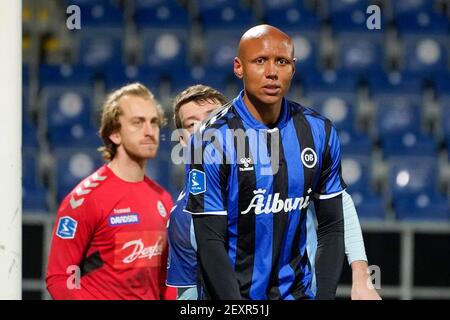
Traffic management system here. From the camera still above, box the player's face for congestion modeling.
[234,34,295,107]
[113,95,161,161]
[178,99,221,146]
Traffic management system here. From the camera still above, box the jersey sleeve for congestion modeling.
[315,123,347,199]
[45,194,99,299]
[166,204,198,288]
[158,192,177,300]
[184,130,228,216]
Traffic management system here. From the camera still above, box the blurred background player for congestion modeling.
[46,83,176,300]
[167,84,380,299]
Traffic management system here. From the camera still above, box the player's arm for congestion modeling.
[159,193,177,300]
[313,194,345,299]
[341,191,381,300]
[185,132,241,300]
[45,195,98,299]
[313,121,347,299]
[166,199,199,300]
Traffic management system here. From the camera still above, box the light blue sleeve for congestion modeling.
[177,287,198,300]
[342,190,368,264]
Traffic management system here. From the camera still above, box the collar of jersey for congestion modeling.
[232,90,290,130]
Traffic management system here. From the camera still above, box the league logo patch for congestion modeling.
[56,216,77,239]
[188,169,206,195]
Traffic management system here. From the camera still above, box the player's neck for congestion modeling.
[243,93,282,127]
[108,155,146,183]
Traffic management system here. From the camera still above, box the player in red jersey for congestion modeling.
[46,83,176,300]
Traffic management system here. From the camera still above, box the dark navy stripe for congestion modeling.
[227,114,256,299]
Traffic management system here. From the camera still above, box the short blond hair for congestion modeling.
[172,84,227,129]
[98,82,167,161]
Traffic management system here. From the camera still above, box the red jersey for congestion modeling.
[46,165,176,300]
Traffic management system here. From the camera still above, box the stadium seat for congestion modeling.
[339,128,372,156]
[394,192,450,221]
[134,3,189,68]
[341,155,372,193]
[391,0,437,15]
[168,66,229,96]
[197,0,242,12]
[146,127,177,195]
[43,87,97,148]
[201,5,254,30]
[103,64,162,93]
[375,100,422,136]
[396,12,449,74]
[66,2,124,28]
[203,29,241,71]
[23,148,48,211]
[382,132,437,158]
[260,0,316,12]
[39,64,96,87]
[309,96,356,131]
[301,69,360,105]
[134,0,180,9]
[325,0,367,15]
[348,190,385,220]
[387,156,438,198]
[368,71,424,113]
[53,148,104,202]
[135,4,189,29]
[77,30,124,68]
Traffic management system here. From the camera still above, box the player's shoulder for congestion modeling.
[59,165,111,212]
[198,101,236,133]
[288,99,334,131]
[144,176,173,206]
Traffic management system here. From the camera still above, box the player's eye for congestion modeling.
[277,58,288,65]
[255,58,265,64]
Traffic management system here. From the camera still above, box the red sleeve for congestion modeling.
[159,191,177,300]
[45,194,99,299]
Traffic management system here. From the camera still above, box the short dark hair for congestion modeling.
[172,84,227,129]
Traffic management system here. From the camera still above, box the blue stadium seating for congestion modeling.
[135,0,180,9]
[23,148,48,211]
[302,69,360,105]
[348,189,385,220]
[43,87,96,148]
[382,132,437,158]
[53,148,104,202]
[339,128,372,156]
[135,3,189,29]
[204,29,241,71]
[39,64,95,87]
[197,0,242,12]
[342,155,385,220]
[341,155,372,193]
[168,66,229,95]
[309,96,355,131]
[103,64,162,93]
[375,100,422,136]
[67,2,124,28]
[325,0,367,14]
[201,6,254,30]
[387,156,438,198]
[394,192,450,221]
[391,0,437,15]
[260,0,316,12]
[77,30,124,68]
[139,28,189,68]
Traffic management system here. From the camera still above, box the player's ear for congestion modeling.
[109,131,121,145]
[234,57,243,79]
[179,134,187,147]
